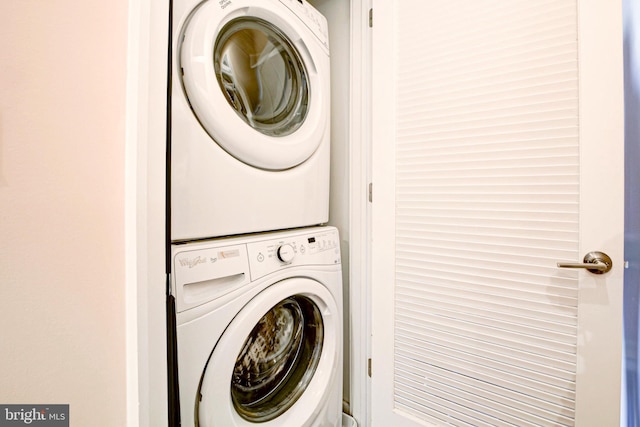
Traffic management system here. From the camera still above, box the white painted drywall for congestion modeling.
[307,0,353,411]
[0,1,128,425]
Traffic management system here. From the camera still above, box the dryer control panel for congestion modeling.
[247,228,341,279]
[279,0,329,51]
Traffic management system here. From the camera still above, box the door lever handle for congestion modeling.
[557,251,613,274]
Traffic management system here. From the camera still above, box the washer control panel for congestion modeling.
[172,227,341,311]
[247,227,341,279]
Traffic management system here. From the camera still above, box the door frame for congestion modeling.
[348,0,374,426]
[125,0,170,426]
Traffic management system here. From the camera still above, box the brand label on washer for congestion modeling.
[177,255,209,269]
[218,0,231,9]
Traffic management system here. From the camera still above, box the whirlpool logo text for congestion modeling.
[178,255,208,269]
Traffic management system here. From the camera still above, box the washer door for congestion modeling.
[180,0,328,170]
[197,278,339,426]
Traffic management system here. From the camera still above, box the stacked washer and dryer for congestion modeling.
[168,0,342,426]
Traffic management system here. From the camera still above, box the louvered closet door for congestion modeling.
[370,1,625,426]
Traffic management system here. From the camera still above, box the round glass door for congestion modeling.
[179,1,329,170]
[196,277,339,427]
[214,17,309,137]
[231,296,324,422]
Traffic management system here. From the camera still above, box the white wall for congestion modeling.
[308,0,353,410]
[0,1,129,425]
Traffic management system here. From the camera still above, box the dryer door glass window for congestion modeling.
[231,295,324,422]
[214,18,309,137]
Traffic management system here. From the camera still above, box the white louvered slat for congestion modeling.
[392,0,579,425]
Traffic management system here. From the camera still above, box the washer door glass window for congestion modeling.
[215,17,309,137]
[231,296,323,422]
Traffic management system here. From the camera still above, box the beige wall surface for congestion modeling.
[0,1,128,425]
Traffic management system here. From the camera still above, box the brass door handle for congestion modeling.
[557,251,613,274]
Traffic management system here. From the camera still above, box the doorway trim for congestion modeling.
[125,0,170,425]
[348,0,373,425]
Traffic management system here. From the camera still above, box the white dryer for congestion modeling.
[171,227,342,426]
[171,0,331,242]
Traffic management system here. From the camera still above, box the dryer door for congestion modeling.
[197,278,340,427]
[180,0,328,170]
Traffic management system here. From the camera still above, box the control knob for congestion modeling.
[277,244,296,263]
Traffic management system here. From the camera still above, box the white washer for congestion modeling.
[171,0,331,242]
[171,227,342,426]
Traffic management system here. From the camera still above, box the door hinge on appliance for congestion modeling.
[369,8,373,28]
[368,182,373,203]
[368,358,372,377]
